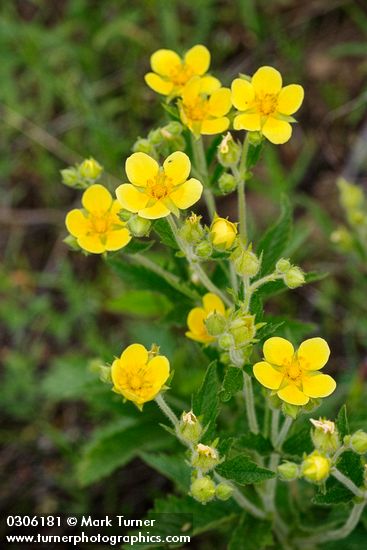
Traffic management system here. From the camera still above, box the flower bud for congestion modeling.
[149,129,164,145]
[190,476,216,504]
[63,234,80,251]
[191,444,220,473]
[133,138,155,155]
[215,482,233,501]
[310,418,340,455]
[278,461,299,481]
[338,178,364,211]
[348,210,366,226]
[349,430,367,454]
[79,158,102,180]
[194,240,213,259]
[282,402,300,419]
[210,216,237,250]
[283,266,305,289]
[218,333,235,351]
[330,227,354,251]
[89,359,112,384]
[127,215,151,237]
[275,258,291,274]
[205,312,227,337]
[217,133,241,167]
[301,451,331,483]
[119,209,133,222]
[61,167,83,189]
[164,121,183,136]
[179,411,202,443]
[179,214,205,244]
[231,245,260,278]
[229,315,256,348]
[248,131,263,146]
[218,173,237,194]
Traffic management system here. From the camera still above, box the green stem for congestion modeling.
[275,417,293,450]
[331,468,366,498]
[237,135,250,241]
[191,134,216,218]
[167,215,232,306]
[263,452,280,514]
[155,393,179,427]
[243,372,259,434]
[271,409,280,446]
[132,253,199,301]
[294,501,366,546]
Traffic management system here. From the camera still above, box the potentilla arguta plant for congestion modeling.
[62,45,367,548]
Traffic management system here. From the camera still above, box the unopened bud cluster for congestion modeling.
[61,157,103,189]
[231,242,260,278]
[179,214,238,260]
[275,258,305,289]
[345,430,367,455]
[217,133,241,168]
[310,418,341,455]
[133,122,185,157]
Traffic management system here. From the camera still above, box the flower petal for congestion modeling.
[231,78,255,111]
[233,113,261,131]
[115,184,149,213]
[125,152,159,187]
[200,117,230,135]
[184,44,210,75]
[253,361,284,390]
[263,337,294,366]
[163,151,191,185]
[120,343,148,366]
[139,200,170,219]
[146,355,170,388]
[208,88,232,117]
[277,84,304,115]
[186,307,212,343]
[169,178,203,209]
[65,209,88,237]
[82,184,112,215]
[200,75,221,94]
[182,76,201,103]
[144,72,174,95]
[262,117,292,144]
[252,66,282,95]
[105,229,131,251]
[302,373,336,398]
[151,49,181,76]
[202,293,225,315]
[297,338,330,371]
[77,234,105,254]
[277,384,309,406]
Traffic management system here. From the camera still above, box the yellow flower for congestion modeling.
[231,66,304,144]
[186,293,226,344]
[65,184,131,254]
[111,344,170,407]
[116,151,202,220]
[210,216,237,250]
[253,337,336,406]
[179,76,231,135]
[145,44,219,98]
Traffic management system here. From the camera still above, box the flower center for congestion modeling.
[284,358,302,382]
[183,97,209,122]
[169,63,194,87]
[129,374,143,390]
[255,93,278,116]
[146,171,173,200]
[89,214,111,234]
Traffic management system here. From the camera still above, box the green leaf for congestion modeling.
[229,514,273,550]
[257,195,292,275]
[283,423,313,457]
[41,355,98,401]
[235,433,273,455]
[193,361,220,441]
[154,218,179,249]
[216,453,275,484]
[256,320,285,342]
[77,418,175,487]
[247,141,263,169]
[220,366,243,402]
[336,404,349,439]
[124,495,240,549]
[139,452,191,492]
[314,451,365,505]
[106,290,171,317]
[122,239,154,254]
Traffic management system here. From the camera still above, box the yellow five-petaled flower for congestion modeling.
[145,44,219,98]
[231,66,304,144]
[186,293,226,344]
[111,344,170,407]
[65,184,131,254]
[253,337,336,406]
[179,76,231,136]
[116,151,203,219]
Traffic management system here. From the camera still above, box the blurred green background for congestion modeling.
[1,0,367,545]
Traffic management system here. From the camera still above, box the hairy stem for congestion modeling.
[214,473,266,519]
[237,134,250,241]
[243,372,259,434]
[271,409,280,445]
[332,468,366,498]
[191,134,216,218]
[155,393,179,427]
[275,417,293,450]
